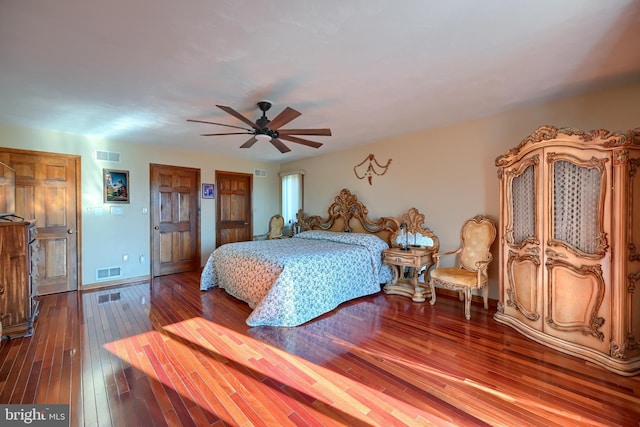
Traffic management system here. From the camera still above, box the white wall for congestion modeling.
[0,124,280,286]
[281,79,640,299]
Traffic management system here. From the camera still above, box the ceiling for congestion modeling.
[1,1,639,163]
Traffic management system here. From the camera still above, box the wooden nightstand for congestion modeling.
[382,247,434,302]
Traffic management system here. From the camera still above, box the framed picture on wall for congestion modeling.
[103,169,130,203]
[202,183,215,199]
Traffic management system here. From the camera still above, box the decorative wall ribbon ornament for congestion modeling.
[353,154,392,185]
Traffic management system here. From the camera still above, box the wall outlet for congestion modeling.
[122,254,129,262]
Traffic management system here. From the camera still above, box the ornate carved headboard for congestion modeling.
[295,188,400,245]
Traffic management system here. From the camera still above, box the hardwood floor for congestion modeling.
[1,271,639,426]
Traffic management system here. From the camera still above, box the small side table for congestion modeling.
[382,247,434,302]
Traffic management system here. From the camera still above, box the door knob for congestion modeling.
[67,229,74,234]
[154,226,160,230]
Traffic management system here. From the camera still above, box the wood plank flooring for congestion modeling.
[1,270,639,426]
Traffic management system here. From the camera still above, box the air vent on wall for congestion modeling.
[254,169,267,177]
[96,150,121,163]
[96,266,122,280]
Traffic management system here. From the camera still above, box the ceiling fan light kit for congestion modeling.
[187,101,332,154]
[254,134,271,142]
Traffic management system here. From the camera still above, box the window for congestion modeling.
[281,171,304,226]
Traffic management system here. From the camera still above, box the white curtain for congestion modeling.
[281,171,304,226]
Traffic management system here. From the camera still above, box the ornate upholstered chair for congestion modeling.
[253,214,285,240]
[428,215,496,320]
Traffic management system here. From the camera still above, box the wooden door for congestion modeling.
[215,171,252,247]
[0,149,80,295]
[150,164,200,277]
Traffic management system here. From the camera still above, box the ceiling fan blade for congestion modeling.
[278,134,323,149]
[187,119,252,131]
[216,105,259,129]
[200,132,253,136]
[278,128,332,136]
[266,107,301,130]
[269,137,292,153]
[240,137,258,148]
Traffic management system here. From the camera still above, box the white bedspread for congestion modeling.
[200,230,393,327]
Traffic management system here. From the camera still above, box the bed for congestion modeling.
[200,189,401,327]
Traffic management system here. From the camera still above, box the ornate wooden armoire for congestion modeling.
[494,125,640,376]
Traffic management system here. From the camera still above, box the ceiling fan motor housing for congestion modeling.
[256,101,272,129]
[256,117,271,129]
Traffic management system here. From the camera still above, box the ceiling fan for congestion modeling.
[187,101,332,153]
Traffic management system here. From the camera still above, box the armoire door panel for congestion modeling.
[505,252,542,325]
[629,271,640,361]
[508,159,538,246]
[626,156,640,361]
[545,259,609,353]
[500,153,544,328]
[542,148,612,354]
[547,151,610,259]
[631,158,640,259]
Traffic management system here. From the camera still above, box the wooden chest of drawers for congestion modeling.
[0,220,39,339]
